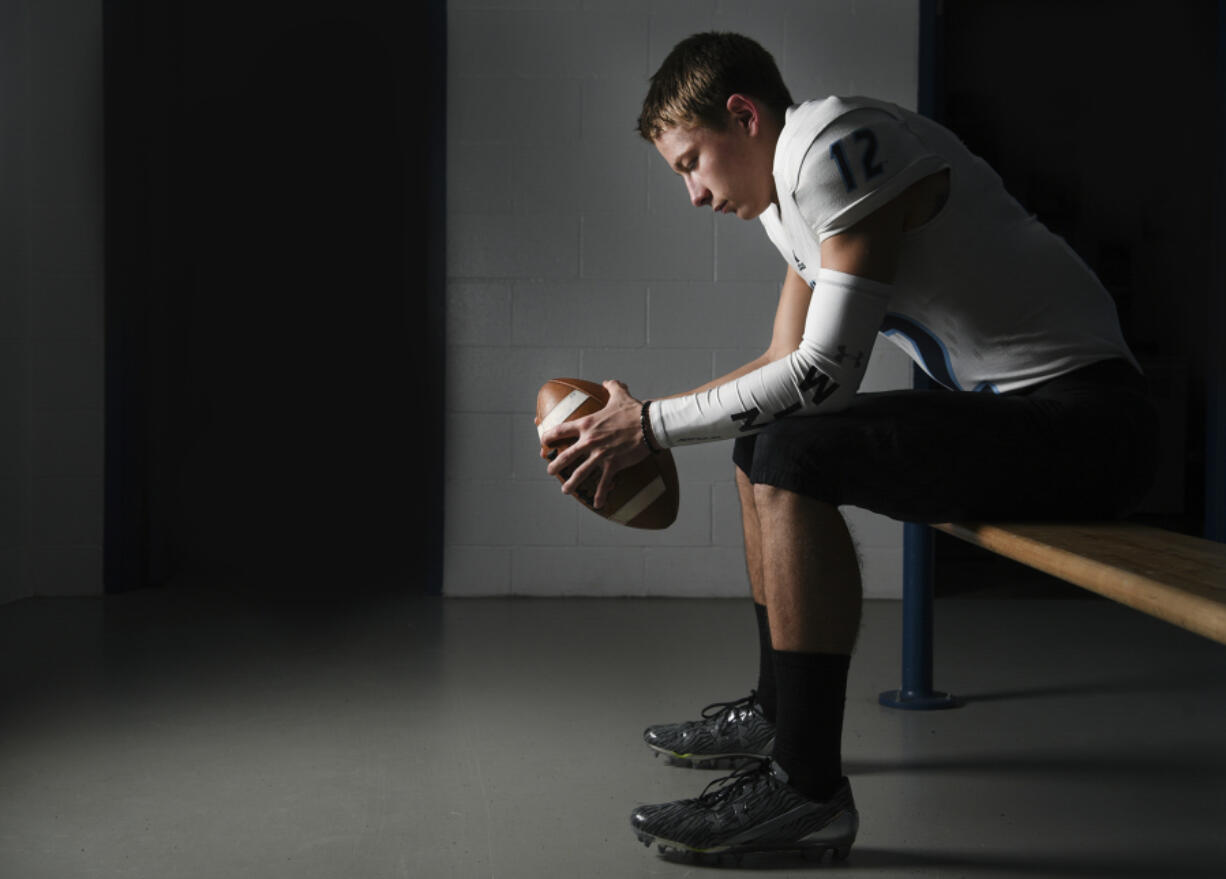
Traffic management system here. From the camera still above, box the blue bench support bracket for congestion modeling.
[879,522,961,710]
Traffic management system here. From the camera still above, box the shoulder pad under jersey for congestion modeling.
[778,97,947,241]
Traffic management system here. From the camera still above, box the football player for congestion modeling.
[540,31,1157,861]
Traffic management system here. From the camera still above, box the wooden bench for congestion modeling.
[879,520,1226,710]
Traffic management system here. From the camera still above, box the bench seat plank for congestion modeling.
[933,522,1226,646]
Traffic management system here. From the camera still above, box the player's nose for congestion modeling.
[686,178,711,208]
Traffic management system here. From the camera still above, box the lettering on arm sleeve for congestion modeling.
[650,269,892,446]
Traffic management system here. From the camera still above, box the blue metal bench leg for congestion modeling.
[879,522,960,710]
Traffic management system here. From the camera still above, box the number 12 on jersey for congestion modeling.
[830,128,884,193]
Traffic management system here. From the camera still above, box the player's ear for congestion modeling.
[725,93,759,134]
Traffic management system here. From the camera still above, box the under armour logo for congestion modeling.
[832,345,865,368]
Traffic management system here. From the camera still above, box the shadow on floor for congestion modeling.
[845,747,1220,781]
[648,845,1224,876]
[956,670,1226,704]
[846,847,1225,878]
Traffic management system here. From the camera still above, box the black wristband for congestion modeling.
[640,400,662,454]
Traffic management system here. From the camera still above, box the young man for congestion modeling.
[540,32,1157,860]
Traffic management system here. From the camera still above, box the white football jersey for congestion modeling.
[760,97,1139,393]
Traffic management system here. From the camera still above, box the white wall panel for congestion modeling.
[446,0,920,597]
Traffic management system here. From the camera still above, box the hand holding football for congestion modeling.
[536,378,679,529]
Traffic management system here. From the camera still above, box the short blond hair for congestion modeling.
[637,32,793,141]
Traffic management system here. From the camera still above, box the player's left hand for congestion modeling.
[540,380,651,510]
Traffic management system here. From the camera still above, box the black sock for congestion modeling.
[770,649,851,801]
[753,603,777,722]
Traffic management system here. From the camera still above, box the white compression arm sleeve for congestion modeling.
[649,268,893,446]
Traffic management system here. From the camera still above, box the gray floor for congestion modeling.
[2,587,1225,879]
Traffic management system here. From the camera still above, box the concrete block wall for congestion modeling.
[445,0,921,598]
[0,0,106,603]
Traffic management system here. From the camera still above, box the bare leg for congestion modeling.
[752,483,861,655]
[736,466,767,606]
[748,483,860,800]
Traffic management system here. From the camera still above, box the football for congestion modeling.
[536,378,680,529]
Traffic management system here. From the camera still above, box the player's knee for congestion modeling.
[751,480,795,509]
[752,480,845,527]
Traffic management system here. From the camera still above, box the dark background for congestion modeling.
[105,0,446,597]
[928,0,1224,592]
